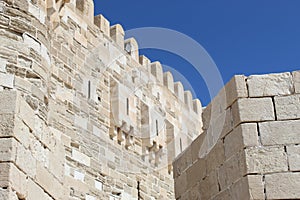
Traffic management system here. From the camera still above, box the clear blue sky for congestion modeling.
[94,1,300,105]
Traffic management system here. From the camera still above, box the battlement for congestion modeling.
[0,0,202,199]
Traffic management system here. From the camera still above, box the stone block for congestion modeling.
[18,97,36,132]
[174,172,187,199]
[247,175,265,200]
[173,146,192,178]
[230,177,250,200]
[274,94,300,120]
[0,90,17,114]
[225,75,248,106]
[0,138,17,162]
[232,98,275,126]
[186,158,206,189]
[199,170,219,200]
[247,72,293,97]
[0,114,15,137]
[205,141,225,174]
[72,149,91,167]
[293,70,300,93]
[36,163,65,200]
[212,189,231,200]
[287,145,300,171]
[245,146,288,174]
[260,120,300,145]
[224,123,258,159]
[94,14,110,36]
[265,172,300,199]
[16,143,36,178]
[27,179,52,200]
[110,24,124,48]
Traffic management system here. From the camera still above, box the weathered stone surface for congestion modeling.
[292,70,300,93]
[265,173,300,199]
[199,170,219,200]
[247,72,293,97]
[245,146,288,174]
[274,94,300,120]
[0,90,17,114]
[0,138,17,162]
[224,123,258,159]
[287,145,300,171]
[247,175,265,200]
[232,98,275,126]
[186,158,206,189]
[260,120,300,145]
[225,75,248,106]
[230,177,250,200]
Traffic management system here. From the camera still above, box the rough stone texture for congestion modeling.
[260,120,300,145]
[274,94,300,120]
[265,173,300,199]
[292,70,300,93]
[174,70,300,200]
[232,98,275,126]
[287,145,300,171]
[247,72,294,97]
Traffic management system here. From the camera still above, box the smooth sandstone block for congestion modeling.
[274,94,300,120]
[247,175,265,200]
[265,173,300,199]
[0,138,17,162]
[232,98,275,126]
[225,75,248,106]
[260,120,300,145]
[247,72,293,97]
[0,91,17,113]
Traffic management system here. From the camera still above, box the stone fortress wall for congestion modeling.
[173,72,300,200]
[0,0,203,200]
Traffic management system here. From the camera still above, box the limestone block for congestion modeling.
[199,170,219,200]
[150,62,163,84]
[218,150,247,190]
[191,132,205,162]
[0,138,17,162]
[247,72,293,97]
[9,163,27,199]
[247,175,265,200]
[287,145,300,171]
[230,177,250,200]
[186,158,206,189]
[27,179,51,200]
[173,147,192,178]
[212,189,231,200]
[274,94,300,120]
[225,75,248,106]
[265,172,300,199]
[0,73,14,89]
[224,123,258,159]
[205,141,225,174]
[0,58,7,72]
[260,120,300,145]
[23,33,40,53]
[245,146,288,174]
[36,163,65,200]
[0,163,9,188]
[94,14,110,36]
[174,172,187,199]
[232,98,275,126]
[0,114,15,137]
[292,70,300,93]
[192,99,202,116]
[18,97,36,132]
[16,143,36,178]
[72,149,91,166]
[110,24,125,48]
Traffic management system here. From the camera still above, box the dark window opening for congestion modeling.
[137,181,141,200]
[88,80,91,99]
[156,120,159,136]
[180,138,183,152]
[126,98,129,115]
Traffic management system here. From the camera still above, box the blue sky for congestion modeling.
[94,1,300,105]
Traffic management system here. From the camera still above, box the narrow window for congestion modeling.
[156,120,159,136]
[137,181,141,200]
[88,80,91,99]
[180,138,183,152]
[126,98,129,115]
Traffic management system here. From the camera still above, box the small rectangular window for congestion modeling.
[180,138,183,152]
[126,98,129,115]
[156,120,159,136]
[88,80,91,99]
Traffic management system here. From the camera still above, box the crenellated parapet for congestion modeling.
[0,0,202,199]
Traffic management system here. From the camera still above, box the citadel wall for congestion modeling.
[0,0,203,199]
[173,72,300,200]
